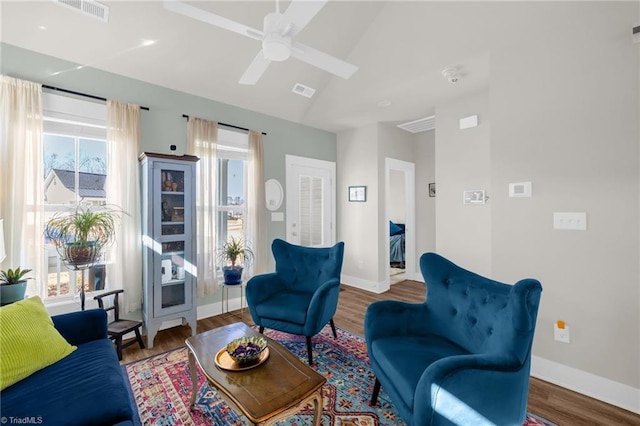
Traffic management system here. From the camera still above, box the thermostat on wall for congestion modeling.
[509,182,532,198]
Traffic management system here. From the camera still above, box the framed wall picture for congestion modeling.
[349,186,367,202]
[428,182,436,197]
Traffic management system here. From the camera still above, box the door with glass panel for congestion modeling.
[152,162,194,316]
[285,155,335,247]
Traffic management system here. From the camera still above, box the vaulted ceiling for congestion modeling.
[1,1,582,132]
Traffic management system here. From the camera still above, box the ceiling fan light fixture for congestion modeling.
[263,35,291,61]
[263,12,291,61]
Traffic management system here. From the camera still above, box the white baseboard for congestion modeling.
[406,272,424,283]
[341,274,388,294]
[531,355,640,414]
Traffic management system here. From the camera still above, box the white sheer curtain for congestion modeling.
[187,117,218,296]
[106,100,142,313]
[246,130,266,276]
[0,76,44,298]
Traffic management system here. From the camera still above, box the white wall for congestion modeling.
[489,2,639,392]
[338,123,431,291]
[337,124,380,289]
[435,91,492,276]
[433,1,640,411]
[415,130,436,262]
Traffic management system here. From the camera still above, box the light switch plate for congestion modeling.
[271,212,284,222]
[553,212,587,230]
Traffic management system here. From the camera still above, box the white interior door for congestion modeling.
[285,155,335,247]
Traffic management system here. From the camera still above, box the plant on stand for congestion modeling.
[0,267,32,306]
[44,205,122,310]
[219,236,254,285]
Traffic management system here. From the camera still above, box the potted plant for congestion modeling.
[0,267,32,306]
[44,205,121,267]
[219,236,254,285]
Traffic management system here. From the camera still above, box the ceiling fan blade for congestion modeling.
[291,42,358,80]
[239,51,272,85]
[163,0,263,41]
[283,0,328,37]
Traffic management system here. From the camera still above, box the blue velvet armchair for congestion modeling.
[246,238,345,364]
[365,252,542,426]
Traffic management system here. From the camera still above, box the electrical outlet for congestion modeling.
[554,322,570,343]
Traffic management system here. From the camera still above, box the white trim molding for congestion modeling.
[341,274,388,294]
[531,355,640,414]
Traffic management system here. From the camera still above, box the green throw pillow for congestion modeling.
[0,296,77,390]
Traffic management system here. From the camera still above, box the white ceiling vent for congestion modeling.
[397,115,436,133]
[54,0,109,22]
[292,83,316,99]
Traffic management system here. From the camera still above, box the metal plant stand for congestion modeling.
[74,265,91,311]
[57,244,102,311]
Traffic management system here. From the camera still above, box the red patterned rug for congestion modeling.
[124,325,556,425]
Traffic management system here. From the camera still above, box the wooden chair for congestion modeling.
[93,289,145,360]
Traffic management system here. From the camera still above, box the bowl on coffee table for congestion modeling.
[226,336,268,366]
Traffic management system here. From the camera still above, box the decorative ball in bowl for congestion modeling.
[226,336,268,365]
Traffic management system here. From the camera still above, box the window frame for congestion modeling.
[215,129,249,269]
[42,93,108,302]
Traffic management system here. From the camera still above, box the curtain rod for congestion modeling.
[182,114,266,136]
[42,84,150,111]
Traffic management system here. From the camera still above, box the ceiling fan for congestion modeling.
[163,0,358,85]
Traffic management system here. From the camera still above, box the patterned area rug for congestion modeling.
[125,326,556,425]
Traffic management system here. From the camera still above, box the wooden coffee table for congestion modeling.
[185,322,325,425]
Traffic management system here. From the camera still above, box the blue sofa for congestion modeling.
[1,309,137,426]
[365,252,542,426]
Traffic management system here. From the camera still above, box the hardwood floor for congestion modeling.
[121,280,640,426]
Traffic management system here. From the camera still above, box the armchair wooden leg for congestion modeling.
[370,378,381,406]
[329,318,337,338]
[259,326,264,334]
[306,336,314,365]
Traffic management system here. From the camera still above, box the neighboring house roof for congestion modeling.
[49,169,106,198]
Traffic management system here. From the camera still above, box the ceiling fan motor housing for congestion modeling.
[262,12,291,61]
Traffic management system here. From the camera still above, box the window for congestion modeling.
[42,93,107,300]
[216,129,248,259]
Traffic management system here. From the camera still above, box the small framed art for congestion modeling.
[348,186,367,202]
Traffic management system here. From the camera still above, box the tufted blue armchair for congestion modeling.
[246,238,345,364]
[365,252,542,426]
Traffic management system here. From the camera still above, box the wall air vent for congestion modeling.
[292,83,316,99]
[54,0,110,22]
[397,115,436,133]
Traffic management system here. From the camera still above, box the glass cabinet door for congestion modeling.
[153,164,193,316]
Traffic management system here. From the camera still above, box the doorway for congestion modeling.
[385,158,415,285]
[285,155,336,247]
